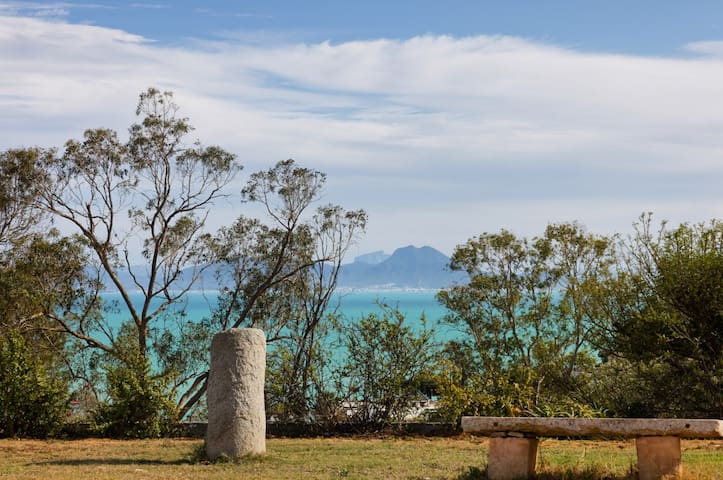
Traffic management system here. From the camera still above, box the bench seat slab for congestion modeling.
[462,417,723,438]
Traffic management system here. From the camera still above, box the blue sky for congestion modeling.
[2,1,723,259]
[7,1,723,54]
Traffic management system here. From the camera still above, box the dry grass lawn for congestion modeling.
[0,436,721,479]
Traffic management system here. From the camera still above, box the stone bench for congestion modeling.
[462,416,723,480]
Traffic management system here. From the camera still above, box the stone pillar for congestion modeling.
[487,434,539,480]
[206,328,266,460]
[636,436,682,480]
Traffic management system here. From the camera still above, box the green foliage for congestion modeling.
[335,304,436,427]
[93,326,178,438]
[0,147,52,245]
[608,215,723,417]
[435,355,535,422]
[0,331,68,438]
[266,331,338,423]
[437,222,616,421]
[0,229,100,437]
[0,232,101,342]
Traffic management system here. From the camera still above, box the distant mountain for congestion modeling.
[337,245,467,289]
[101,246,467,292]
[354,250,391,265]
[100,263,231,292]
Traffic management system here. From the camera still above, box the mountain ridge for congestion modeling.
[337,245,466,289]
[102,245,465,291]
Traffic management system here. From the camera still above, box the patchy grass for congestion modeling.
[0,437,721,479]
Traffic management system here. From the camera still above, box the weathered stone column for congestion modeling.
[206,328,266,460]
[487,433,539,480]
[636,436,682,480]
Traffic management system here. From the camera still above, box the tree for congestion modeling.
[265,204,366,422]
[178,160,367,419]
[39,88,238,358]
[607,214,723,417]
[0,232,99,357]
[437,222,615,419]
[92,324,178,438]
[30,88,239,428]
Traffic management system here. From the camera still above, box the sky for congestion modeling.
[2,1,723,260]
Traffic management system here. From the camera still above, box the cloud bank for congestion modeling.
[1,15,722,255]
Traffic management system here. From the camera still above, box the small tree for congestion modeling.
[265,205,366,422]
[93,324,178,438]
[335,304,436,428]
[0,149,97,437]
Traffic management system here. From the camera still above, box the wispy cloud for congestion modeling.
[0,1,115,17]
[129,3,167,9]
[0,1,117,20]
[684,40,723,57]
[194,7,271,19]
[1,15,722,253]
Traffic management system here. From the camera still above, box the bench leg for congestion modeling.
[487,436,538,480]
[635,436,682,480]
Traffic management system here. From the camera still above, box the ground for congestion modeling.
[0,437,721,479]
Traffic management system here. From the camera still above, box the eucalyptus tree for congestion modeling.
[29,88,239,432]
[264,204,367,421]
[436,222,616,418]
[178,160,367,419]
[39,88,238,362]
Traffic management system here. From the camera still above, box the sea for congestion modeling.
[100,289,460,345]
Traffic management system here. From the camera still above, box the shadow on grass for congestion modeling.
[32,457,190,466]
[34,448,268,468]
[453,465,637,480]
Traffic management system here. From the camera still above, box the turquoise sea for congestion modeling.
[100,289,459,343]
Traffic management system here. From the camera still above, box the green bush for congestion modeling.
[435,356,535,422]
[0,331,68,438]
[93,349,178,438]
[335,304,436,428]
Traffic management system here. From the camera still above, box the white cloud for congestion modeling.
[1,15,722,254]
[684,41,723,57]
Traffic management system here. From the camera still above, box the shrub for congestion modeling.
[93,349,178,438]
[335,304,436,428]
[0,330,68,438]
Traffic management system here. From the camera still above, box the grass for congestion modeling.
[0,436,721,479]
